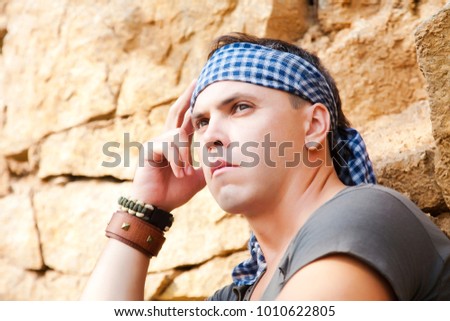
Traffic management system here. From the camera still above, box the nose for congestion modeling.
[201,116,230,149]
[199,116,231,168]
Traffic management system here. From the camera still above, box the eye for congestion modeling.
[195,118,209,130]
[233,103,252,113]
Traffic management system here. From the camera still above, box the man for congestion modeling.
[81,33,450,300]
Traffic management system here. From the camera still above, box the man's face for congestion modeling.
[192,81,310,215]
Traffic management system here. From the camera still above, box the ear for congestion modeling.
[304,103,331,148]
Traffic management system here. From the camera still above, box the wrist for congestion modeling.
[129,189,155,206]
[104,196,175,258]
[129,187,172,211]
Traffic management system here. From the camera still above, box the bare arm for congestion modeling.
[80,239,150,300]
[81,81,205,300]
[276,254,395,300]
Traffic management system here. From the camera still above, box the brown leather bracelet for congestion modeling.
[105,211,166,257]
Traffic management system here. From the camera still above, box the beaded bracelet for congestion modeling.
[118,196,174,232]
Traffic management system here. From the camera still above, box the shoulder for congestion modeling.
[277,253,395,300]
[304,184,435,237]
[282,184,448,300]
[321,183,422,217]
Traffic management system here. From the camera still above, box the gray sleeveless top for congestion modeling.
[208,185,450,300]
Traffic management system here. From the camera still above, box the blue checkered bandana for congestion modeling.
[190,42,376,286]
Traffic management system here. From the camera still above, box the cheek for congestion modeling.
[257,133,305,169]
[193,138,212,163]
[192,141,203,168]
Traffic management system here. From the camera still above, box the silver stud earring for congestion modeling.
[305,141,320,151]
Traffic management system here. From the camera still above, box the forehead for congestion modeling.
[193,80,288,113]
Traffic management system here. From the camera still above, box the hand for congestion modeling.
[130,81,206,211]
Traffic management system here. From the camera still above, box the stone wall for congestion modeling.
[0,0,448,300]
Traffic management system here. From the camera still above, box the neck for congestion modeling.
[244,165,346,267]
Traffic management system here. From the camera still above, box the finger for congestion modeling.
[167,141,184,178]
[144,140,168,168]
[180,166,206,191]
[142,130,176,167]
[161,130,188,178]
[177,133,190,175]
[180,106,195,136]
[165,80,197,131]
[178,111,195,172]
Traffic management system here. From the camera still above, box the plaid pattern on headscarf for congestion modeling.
[190,42,376,286]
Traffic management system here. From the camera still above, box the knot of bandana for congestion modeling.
[190,42,376,286]
[231,234,266,285]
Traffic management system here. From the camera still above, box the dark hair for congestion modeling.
[208,32,351,129]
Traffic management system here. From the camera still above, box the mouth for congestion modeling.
[210,159,238,176]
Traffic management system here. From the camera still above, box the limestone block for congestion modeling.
[0,156,10,196]
[361,102,433,164]
[0,0,7,27]
[318,0,381,32]
[429,212,450,238]
[150,188,250,272]
[0,51,5,135]
[1,0,310,155]
[314,9,428,126]
[1,0,169,154]
[361,102,446,212]
[0,193,43,270]
[114,0,243,115]
[149,105,169,130]
[116,54,182,116]
[0,100,4,135]
[5,145,39,177]
[0,265,88,300]
[376,150,446,212]
[0,260,38,300]
[158,251,249,300]
[1,0,120,155]
[33,180,131,275]
[117,0,308,115]
[144,271,177,300]
[32,271,89,301]
[415,3,450,209]
[9,175,40,196]
[38,113,163,180]
[253,0,308,41]
[299,2,450,127]
[417,0,450,19]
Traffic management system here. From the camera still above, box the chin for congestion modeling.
[207,185,247,214]
[216,202,245,215]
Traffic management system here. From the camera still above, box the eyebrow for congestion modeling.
[191,92,259,123]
